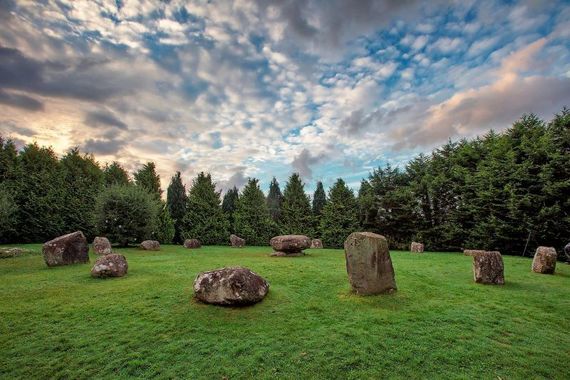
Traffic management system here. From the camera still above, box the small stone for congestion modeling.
[92,237,112,255]
[473,251,505,285]
[344,232,397,295]
[184,239,201,249]
[42,231,89,267]
[91,253,128,278]
[230,234,245,248]
[139,240,160,251]
[310,239,323,249]
[532,246,557,274]
[410,242,424,253]
[193,267,269,306]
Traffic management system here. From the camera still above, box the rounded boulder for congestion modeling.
[91,254,128,278]
[193,267,269,306]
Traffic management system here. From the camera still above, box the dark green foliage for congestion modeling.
[312,181,327,217]
[103,161,130,187]
[60,148,104,239]
[222,186,239,233]
[319,179,359,248]
[13,143,65,242]
[280,173,313,235]
[0,188,17,242]
[266,177,283,223]
[166,172,187,243]
[357,179,375,230]
[0,137,18,186]
[234,178,275,246]
[153,202,175,244]
[93,185,158,246]
[134,162,162,200]
[181,172,228,245]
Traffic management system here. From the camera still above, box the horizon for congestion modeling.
[1,0,569,193]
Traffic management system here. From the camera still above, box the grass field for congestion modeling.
[1,245,569,379]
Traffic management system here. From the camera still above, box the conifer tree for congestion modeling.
[234,178,275,245]
[222,186,239,233]
[181,172,228,245]
[319,179,359,248]
[312,181,327,216]
[13,143,64,242]
[166,171,187,243]
[153,201,175,244]
[134,162,162,200]
[280,173,313,235]
[357,179,375,230]
[60,148,104,238]
[103,161,130,187]
[266,177,283,223]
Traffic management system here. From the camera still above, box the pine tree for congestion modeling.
[166,171,187,243]
[104,161,130,187]
[181,172,228,245]
[357,179,375,230]
[13,143,65,242]
[234,178,275,245]
[266,177,283,223]
[153,201,175,244]
[312,181,327,216]
[60,148,104,238]
[320,179,359,248]
[134,162,162,200]
[222,186,239,233]
[280,173,313,235]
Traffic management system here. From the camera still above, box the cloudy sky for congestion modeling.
[1,0,569,192]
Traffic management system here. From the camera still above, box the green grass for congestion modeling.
[1,245,569,379]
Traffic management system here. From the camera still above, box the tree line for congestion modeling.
[0,109,568,256]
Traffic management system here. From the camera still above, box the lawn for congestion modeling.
[1,245,569,379]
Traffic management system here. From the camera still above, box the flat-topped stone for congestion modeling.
[270,235,311,257]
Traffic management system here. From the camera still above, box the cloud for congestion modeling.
[291,148,329,179]
[217,168,249,192]
[85,110,128,129]
[0,89,43,111]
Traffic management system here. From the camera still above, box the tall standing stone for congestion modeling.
[532,246,557,274]
[473,251,505,285]
[344,232,396,295]
[42,231,89,267]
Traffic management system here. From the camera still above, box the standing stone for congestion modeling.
[344,232,397,295]
[193,267,269,306]
[473,251,505,285]
[184,239,201,249]
[93,237,112,255]
[410,242,424,253]
[310,239,323,249]
[91,254,128,278]
[532,246,557,274]
[230,234,245,248]
[463,249,486,257]
[42,231,89,267]
[270,235,311,257]
[139,240,160,251]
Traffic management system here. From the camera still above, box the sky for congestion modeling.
[0,0,569,193]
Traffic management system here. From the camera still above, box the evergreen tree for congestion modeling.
[319,179,359,248]
[181,172,228,245]
[94,185,158,246]
[166,171,187,243]
[60,148,104,238]
[0,137,18,186]
[312,181,327,216]
[234,178,275,245]
[357,179,375,230]
[134,162,162,200]
[153,202,175,244]
[13,143,64,242]
[222,186,239,233]
[266,177,283,223]
[104,161,130,187]
[280,173,313,235]
[0,188,17,242]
